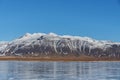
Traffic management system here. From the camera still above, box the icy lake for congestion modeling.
[0,61,120,80]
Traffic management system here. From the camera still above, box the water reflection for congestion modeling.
[0,61,120,80]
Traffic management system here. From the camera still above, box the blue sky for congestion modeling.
[0,0,120,41]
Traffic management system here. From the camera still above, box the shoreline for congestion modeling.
[0,56,119,61]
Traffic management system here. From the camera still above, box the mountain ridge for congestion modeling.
[0,32,120,59]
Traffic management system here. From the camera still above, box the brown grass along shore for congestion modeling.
[0,55,119,61]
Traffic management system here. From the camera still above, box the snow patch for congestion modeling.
[0,32,120,54]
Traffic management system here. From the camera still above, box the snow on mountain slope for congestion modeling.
[0,41,8,56]
[9,32,114,49]
[0,32,120,57]
[0,42,8,50]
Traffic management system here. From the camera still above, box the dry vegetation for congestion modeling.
[0,55,119,61]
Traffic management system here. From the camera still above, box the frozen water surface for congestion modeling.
[0,61,120,80]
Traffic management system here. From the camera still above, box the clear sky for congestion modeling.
[0,0,120,41]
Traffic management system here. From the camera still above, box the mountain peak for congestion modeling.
[15,32,113,45]
[24,33,31,37]
[0,32,120,58]
[48,32,58,36]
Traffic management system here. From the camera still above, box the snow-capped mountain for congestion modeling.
[0,32,120,58]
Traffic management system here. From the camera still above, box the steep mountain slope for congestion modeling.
[0,41,9,55]
[0,33,120,58]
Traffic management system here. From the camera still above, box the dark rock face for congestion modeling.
[1,40,120,59]
[0,33,120,59]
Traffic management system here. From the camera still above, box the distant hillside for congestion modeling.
[0,32,120,59]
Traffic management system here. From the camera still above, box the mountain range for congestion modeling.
[0,33,120,59]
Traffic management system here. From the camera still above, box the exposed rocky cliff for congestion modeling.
[0,33,120,58]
